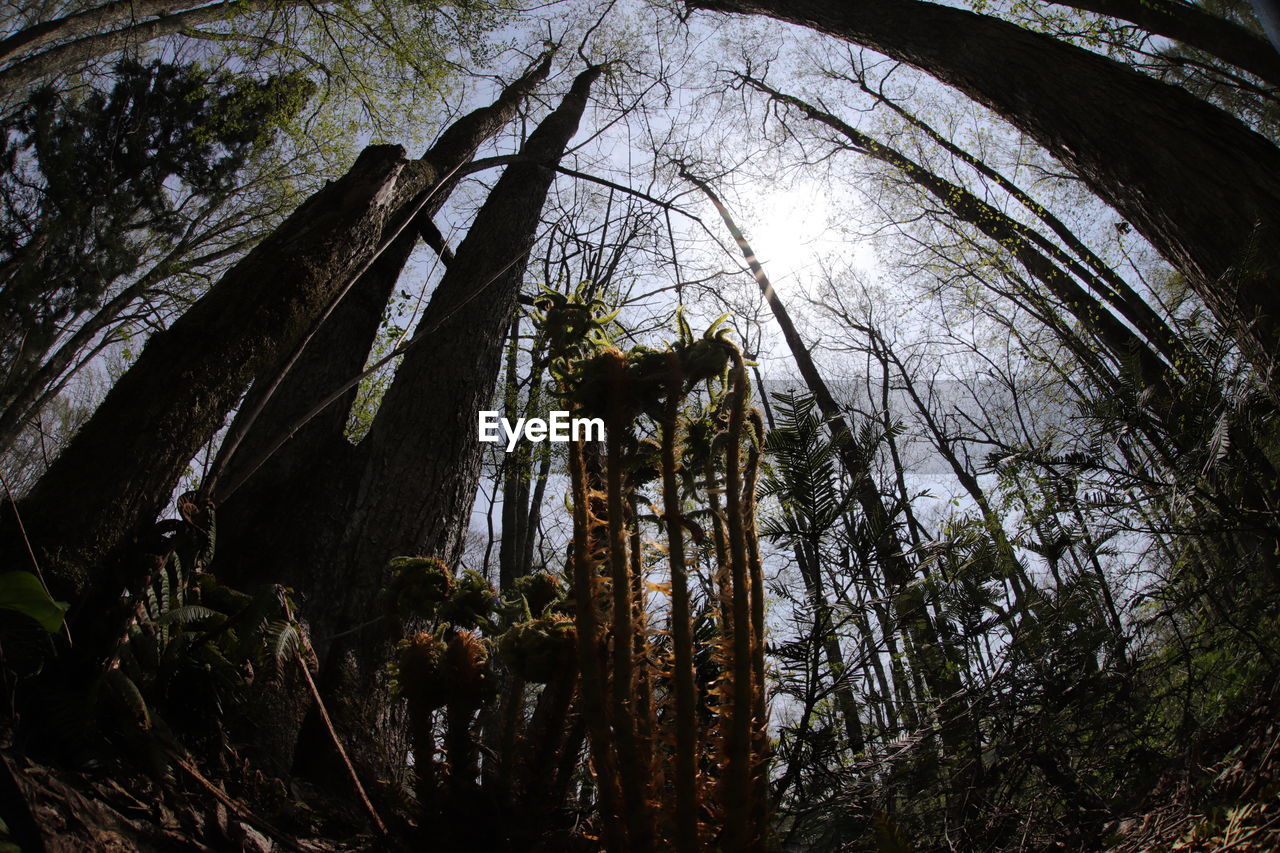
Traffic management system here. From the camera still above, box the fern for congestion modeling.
[259,618,310,680]
[154,604,220,626]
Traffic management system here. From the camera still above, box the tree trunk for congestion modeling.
[293,65,603,788]
[6,143,408,619]
[209,54,554,599]
[0,0,234,65]
[198,57,553,776]
[1057,0,1280,87]
[688,0,1280,400]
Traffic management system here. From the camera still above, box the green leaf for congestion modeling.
[155,604,220,626]
[0,571,68,633]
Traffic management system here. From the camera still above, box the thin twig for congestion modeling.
[283,593,387,836]
[294,649,388,836]
[0,470,72,646]
[168,752,308,853]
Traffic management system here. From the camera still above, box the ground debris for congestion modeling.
[0,751,375,853]
[1104,685,1280,852]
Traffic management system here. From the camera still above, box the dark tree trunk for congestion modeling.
[0,0,198,64]
[0,0,314,100]
[5,143,408,618]
[210,54,554,595]
[195,57,554,778]
[1057,0,1280,87]
[688,0,1280,400]
[292,65,603,788]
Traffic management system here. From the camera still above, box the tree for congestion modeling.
[686,0,1280,401]
[0,59,313,454]
[1,53,554,660]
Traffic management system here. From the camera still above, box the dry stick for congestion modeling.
[278,598,387,835]
[661,353,702,851]
[293,646,387,835]
[0,470,72,646]
[603,351,655,850]
[167,753,308,853]
[568,438,629,852]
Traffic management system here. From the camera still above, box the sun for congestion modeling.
[738,181,871,293]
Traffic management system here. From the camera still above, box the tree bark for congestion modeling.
[187,57,554,778]
[294,65,603,787]
[209,54,554,599]
[689,0,1280,400]
[6,143,408,616]
[0,0,217,65]
[1054,0,1280,87]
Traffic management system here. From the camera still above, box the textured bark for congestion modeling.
[337,63,600,620]
[211,54,554,596]
[294,66,603,787]
[6,143,407,612]
[689,0,1280,399]
[200,57,552,779]
[0,0,218,65]
[1056,0,1280,87]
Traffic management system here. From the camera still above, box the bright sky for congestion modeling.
[734,183,879,296]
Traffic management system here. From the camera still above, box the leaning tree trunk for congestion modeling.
[0,0,238,65]
[289,65,603,788]
[684,170,982,830]
[188,56,554,777]
[687,0,1280,401]
[4,142,410,627]
[0,0,314,102]
[209,53,554,593]
[1056,0,1280,87]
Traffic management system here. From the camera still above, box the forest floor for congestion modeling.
[1104,679,1280,852]
[0,749,381,853]
[4,682,1280,852]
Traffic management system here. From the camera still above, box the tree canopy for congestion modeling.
[3,0,1280,850]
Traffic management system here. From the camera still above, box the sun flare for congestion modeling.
[740,183,873,290]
